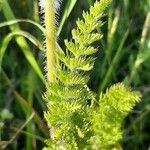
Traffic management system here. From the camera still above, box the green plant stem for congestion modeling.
[106,8,120,62]
[26,70,36,150]
[45,0,56,82]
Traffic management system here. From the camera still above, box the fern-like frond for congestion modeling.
[57,52,95,71]
[65,40,98,57]
[43,0,141,149]
[72,29,103,45]
[43,0,111,149]
[46,83,83,101]
[56,69,89,85]
[44,100,93,149]
[44,82,96,105]
[91,83,141,149]
[57,0,111,85]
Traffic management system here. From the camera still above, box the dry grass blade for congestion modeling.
[11,127,45,142]
[2,70,49,138]
[1,112,35,150]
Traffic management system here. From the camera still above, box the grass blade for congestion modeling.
[0,19,45,33]
[26,70,37,150]
[57,0,77,36]
[1,70,48,138]
[1,113,35,150]
[98,29,129,95]
[0,0,44,81]
[125,12,150,84]
[0,31,44,75]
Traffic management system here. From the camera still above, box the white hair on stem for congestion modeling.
[39,0,62,33]
[39,0,62,15]
[39,0,63,82]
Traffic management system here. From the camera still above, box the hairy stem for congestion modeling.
[45,0,56,82]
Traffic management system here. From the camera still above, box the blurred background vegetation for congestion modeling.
[0,0,150,149]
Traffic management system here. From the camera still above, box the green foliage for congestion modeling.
[91,83,141,149]
[0,0,44,81]
[43,0,141,149]
[1,0,148,149]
